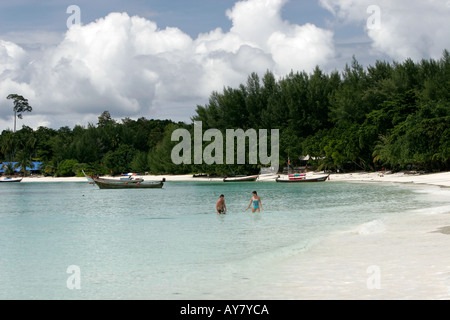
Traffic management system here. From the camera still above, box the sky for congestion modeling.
[0,0,449,131]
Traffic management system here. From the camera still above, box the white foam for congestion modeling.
[412,204,450,215]
[413,186,450,196]
[340,219,387,235]
[355,219,386,235]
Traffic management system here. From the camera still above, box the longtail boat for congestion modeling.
[92,177,164,189]
[0,177,23,183]
[223,175,258,182]
[275,175,329,183]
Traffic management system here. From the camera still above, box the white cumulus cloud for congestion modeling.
[0,0,337,130]
[319,0,450,61]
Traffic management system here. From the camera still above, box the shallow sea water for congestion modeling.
[0,180,448,299]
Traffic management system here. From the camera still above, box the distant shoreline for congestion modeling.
[13,171,450,188]
[329,171,450,188]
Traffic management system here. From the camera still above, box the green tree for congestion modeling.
[3,162,16,176]
[34,126,57,163]
[97,111,116,127]
[148,124,191,175]
[102,144,136,174]
[329,57,369,126]
[57,159,79,177]
[130,151,150,173]
[0,130,16,161]
[15,150,33,177]
[7,94,33,133]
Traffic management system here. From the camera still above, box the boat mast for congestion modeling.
[287,152,290,175]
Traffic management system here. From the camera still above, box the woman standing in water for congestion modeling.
[245,191,263,213]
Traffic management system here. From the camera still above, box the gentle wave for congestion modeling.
[413,186,450,196]
[411,204,450,215]
[342,219,387,235]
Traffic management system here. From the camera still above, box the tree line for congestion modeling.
[1,51,449,176]
[193,50,450,173]
[0,112,180,176]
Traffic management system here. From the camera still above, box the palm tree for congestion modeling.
[6,94,33,133]
[3,162,15,176]
[0,131,16,161]
[15,150,33,177]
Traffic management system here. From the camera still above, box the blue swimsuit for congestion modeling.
[252,198,260,210]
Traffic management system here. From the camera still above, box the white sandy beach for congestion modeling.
[260,207,450,300]
[329,171,450,188]
[276,171,450,300]
[20,170,450,188]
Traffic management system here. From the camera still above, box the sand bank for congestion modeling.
[273,171,450,300]
[329,171,450,188]
[269,209,450,300]
[20,176,87,183]
[17,171,450,188]
[19,174,223,183]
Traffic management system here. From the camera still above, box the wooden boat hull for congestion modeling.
[223,175,258,182]
[94,177,144,183]
[0,178,23,183]
[93,178,164,189]
[276,175,329,183]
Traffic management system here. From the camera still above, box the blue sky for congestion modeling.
[0,1,331,36]
[0,0,355,53]
[0,0,449,131]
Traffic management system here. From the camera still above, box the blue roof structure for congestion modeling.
[0,162,43,173]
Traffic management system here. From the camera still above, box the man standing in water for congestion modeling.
[246,191,263,212]
[216,194,227,215]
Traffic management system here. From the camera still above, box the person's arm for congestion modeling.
[259,197,263,210]
[245,200,252,211]
[216,200,220,214]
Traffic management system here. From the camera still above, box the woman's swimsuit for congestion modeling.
[252,198,260,210]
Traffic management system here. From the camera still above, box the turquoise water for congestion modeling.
[0,180,444,299]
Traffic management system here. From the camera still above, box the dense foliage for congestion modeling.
[1,52,449,176]
[193,51,450,173]
[0,112,176,176]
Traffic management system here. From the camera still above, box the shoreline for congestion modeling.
[15,171,450,188]
[276,171,450,299]
[329,171,450,188]
[271,208,450,300]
